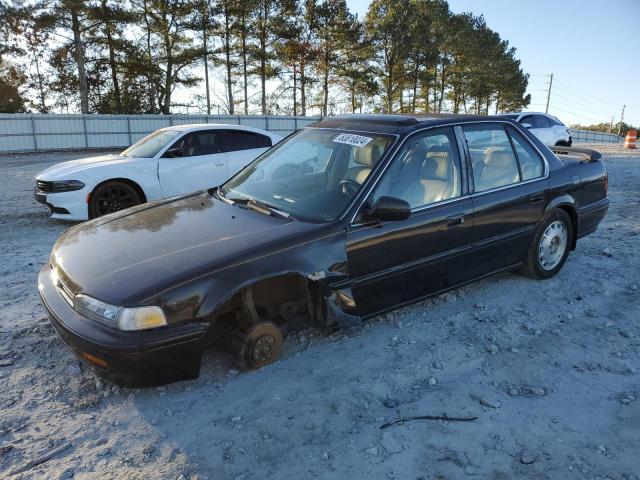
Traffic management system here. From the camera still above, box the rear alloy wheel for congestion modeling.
[538,220,568,270]
[89,181,142,218]
[521,208,573,279]
[234,321,283,370]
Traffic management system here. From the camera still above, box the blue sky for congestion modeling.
[346,0,639,127]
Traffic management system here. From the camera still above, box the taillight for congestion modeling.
[604,173,608,195]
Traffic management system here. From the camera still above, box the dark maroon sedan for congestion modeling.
[38,114,609,387]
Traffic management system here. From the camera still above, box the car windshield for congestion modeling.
[220,128,394,222]
[122,129,181,158]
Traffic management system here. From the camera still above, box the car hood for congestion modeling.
[51,192,324,305]
[36,153,136,179]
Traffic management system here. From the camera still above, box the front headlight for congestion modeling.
[117,306,167,331]
[73,294,167,331]
[37,179,85,193]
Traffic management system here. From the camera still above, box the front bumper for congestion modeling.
[33,187,90,221]
[38,265,207,387]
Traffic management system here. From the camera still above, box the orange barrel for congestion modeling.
[624,129,637,149]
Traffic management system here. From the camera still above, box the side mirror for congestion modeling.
[164,146,184,158]
[366,196,411,222]
[521,122,533,129]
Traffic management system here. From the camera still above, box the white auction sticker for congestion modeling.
[332,133,373,148]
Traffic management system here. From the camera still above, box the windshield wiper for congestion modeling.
[221,193,290,220]
[247,199,291,219]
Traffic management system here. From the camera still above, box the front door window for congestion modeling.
[370,128,462,209]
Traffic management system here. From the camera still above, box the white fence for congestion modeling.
[0,113,624,153]
[0,114,322,153]
[571,129,622,144]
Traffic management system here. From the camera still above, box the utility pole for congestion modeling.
[617,104,626,137]
[202,3,211,115]
[545,73,553,114]
[608,116,614,134]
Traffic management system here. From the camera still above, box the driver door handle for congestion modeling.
[446,214,464,226]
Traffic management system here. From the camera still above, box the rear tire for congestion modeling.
[521,208,573,280]
[89,181,142,218]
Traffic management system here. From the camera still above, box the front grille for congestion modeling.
[50,262,77,307]
[56,277,74,307]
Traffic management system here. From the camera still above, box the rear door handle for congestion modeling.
[446,214,465,226]
[529,194,544,203]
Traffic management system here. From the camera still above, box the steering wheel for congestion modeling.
[338,179,361,196]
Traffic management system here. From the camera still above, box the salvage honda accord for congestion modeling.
[38,114,609,387]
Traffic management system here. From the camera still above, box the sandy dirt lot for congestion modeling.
[1,150,639,480]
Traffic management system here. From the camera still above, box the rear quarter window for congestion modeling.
[223,130,272,152]
[507,127,545,181]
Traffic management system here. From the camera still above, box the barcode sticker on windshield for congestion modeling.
[332,133,373,148]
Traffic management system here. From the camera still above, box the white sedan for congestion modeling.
[34,124,283,221]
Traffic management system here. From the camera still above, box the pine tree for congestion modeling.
[131,0,201,114]
[251,0,295,114]
[364,0,412,113]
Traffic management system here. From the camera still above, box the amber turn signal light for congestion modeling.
[81,352,108,368]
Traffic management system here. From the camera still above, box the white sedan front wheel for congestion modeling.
[89,181,142,218]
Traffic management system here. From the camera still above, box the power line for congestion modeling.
[546,104,608,123]
[553,79,621,107]
[550,85,616,110]
[545,94,615,116]
[525,73,623,125]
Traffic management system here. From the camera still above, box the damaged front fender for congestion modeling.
[152,225,363,332]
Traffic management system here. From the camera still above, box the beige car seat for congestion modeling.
[405,145,456,207]
[475,147,519,191]
[346,139,386,184]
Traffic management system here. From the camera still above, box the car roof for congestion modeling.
[161,123,282,138]
[307,113,517,135]
[500,111,552,117]
[498,112,564,124]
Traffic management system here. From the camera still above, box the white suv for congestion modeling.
[501,112,572,147]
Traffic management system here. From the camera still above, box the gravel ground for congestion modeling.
[1,151,639,480]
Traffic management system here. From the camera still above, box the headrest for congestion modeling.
[392,140,427,180]
[423,146,450,180]
[484,147,514,168]
[354,140,384,167]
[406,139,428,163]
[423,157,450,181]
[426,145,450,161]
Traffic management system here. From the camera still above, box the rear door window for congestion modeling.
[223,130,272,152]
[463,124,521,192]
[533,115,551,128]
